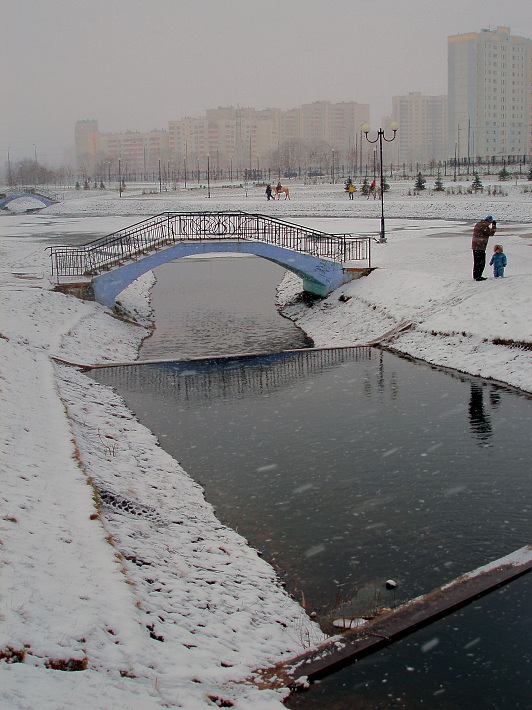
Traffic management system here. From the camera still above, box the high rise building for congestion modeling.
[392,93,448,167]
[448,26,532,161]
[75,120,100,175]
[99,129,169,178]
[80,100,371,178]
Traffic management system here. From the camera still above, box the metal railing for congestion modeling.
[3,186,60,202]
[48,211,371,279]
[28,187,61,202]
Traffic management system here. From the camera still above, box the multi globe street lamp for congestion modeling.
[362,122,398,243]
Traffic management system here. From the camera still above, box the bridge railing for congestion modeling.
[49,213,175,277]
[48,212,371,278]
[4,186,61,201]
[28,187,61,203]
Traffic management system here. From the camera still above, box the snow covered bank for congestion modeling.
[0,209,324,709]
[1,184,531,708]
[278,213,532,393]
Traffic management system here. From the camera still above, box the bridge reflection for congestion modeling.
[92,347,375,404]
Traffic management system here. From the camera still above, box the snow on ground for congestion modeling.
[0,180,531,708]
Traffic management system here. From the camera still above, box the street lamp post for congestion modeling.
[206,154,211,198]
[362,122,398,243]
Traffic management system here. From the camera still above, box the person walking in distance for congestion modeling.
[472,215,496,281]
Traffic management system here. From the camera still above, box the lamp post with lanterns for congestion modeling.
[362,122,398,243]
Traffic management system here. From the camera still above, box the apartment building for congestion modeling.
[392,92,448,166]
[74,120,100,174]
[100,129,169,177]
[448,26,532,160]
[76,100,370,177]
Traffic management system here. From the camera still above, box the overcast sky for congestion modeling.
[2,0,531,166]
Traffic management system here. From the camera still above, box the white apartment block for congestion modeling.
[76,101,369,177]
[392,93,448,166]
[101,129,169,177]
[74,120,100,174]
[448,26,532,161]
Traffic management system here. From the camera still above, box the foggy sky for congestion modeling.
[2,0,531,166]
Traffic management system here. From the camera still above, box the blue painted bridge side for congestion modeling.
[92,240,353,307]
[0,192,57,209]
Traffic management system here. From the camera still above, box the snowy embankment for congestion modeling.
[277,215,532,394]
[0,206,324,709]
[1,182,531,708]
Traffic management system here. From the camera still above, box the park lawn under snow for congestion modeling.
[0,181,531,708]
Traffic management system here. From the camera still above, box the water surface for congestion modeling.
[139,256,312,360]
[92,241,531,709]
[92,349,531,610]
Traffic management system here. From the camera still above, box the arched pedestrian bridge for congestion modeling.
[0,188,60,210]
[49,211,372,306]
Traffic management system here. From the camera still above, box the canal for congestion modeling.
[91,253,532,708]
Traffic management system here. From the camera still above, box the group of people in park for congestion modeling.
[266,183,507,280]
[346,179,378,199]
[472,215,507,280]
[265,181,290,200]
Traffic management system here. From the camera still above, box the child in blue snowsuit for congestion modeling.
[489,244,507,278]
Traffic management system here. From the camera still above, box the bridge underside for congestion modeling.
[92,240,361,307]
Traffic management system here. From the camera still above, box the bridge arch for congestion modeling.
[49,211,372,306]
[0,192,58,210]
[92,239,349,307]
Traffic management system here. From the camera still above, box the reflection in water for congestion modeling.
[92,349,532,709]
[92,350,531,603]
[469,382,492,444]
[105,347,374,404]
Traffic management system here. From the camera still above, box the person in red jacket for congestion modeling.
[472,215,497,281]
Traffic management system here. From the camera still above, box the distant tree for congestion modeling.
[361,176,369,195]
[498,165,510,181]
[99,181,105,189]
[527,165,532,181]
[382,175,390,192]
[471,171,483,192]
[83,179,90,190]
[434,169,445,192]
[414,172,426,191]
[269,138,309,175]
[75,181,81,190]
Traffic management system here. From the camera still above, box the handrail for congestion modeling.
[48,212,371,279]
